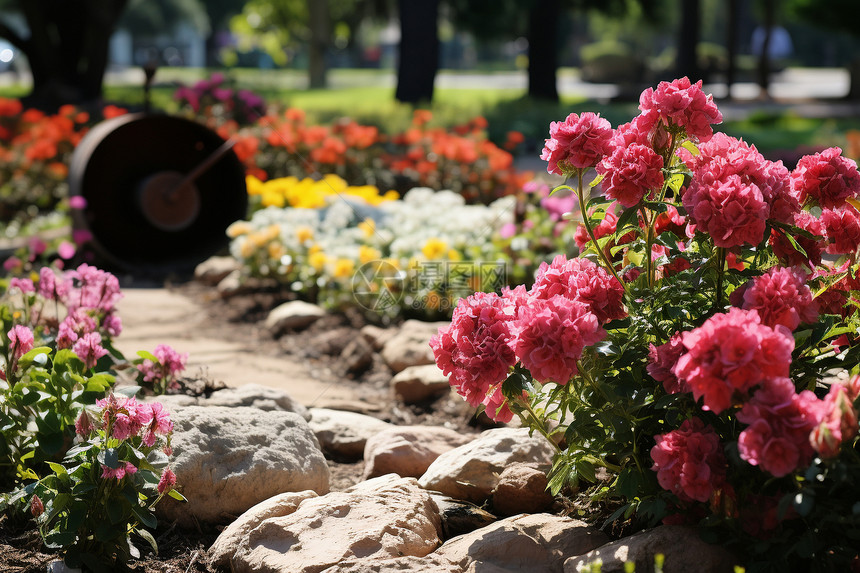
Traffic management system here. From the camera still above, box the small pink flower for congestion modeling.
[148,402,173,435]
[57,241,76,260]
[75,410,93,437]
[482,385,515,424]
[651,418,726,503]
[69,195,87,209]
[540,112,614,175]
[810,383,858,459]
[530,255,626,324]
[511,295,605,384]
[597,143,664,208]
[73,331,108,369]
[683,174,769,248]
[8,325,34,360]
[72,229,93,245]
[9,277,35,293]
[647,333,688,394]
[499,222,517,239]
[821,206,860,255]
[31,495,44,517]
[732,267,818,331]
[638,77,722,142]
[157,468,177,494]
[3,256,22,272]
[790,147,860,208]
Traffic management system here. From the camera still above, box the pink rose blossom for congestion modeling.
[820,206,860,255]
[7,325,34,359]
[673,308,794,413]
[597,143,665,208]
[157,468,177,494]
[682,173,769,248]
[732,267,818,331]
[482,384,515,424]
[72,331,108,369]
[540,112,613,175]
[530,255,626,324]
[810,382,858,459]
[638,77,722,142]
[790,147,860,208]
[511,295,605,384]
[737,378,822,477]
[651,418,726,503]
[647,333,689,394]
[430,292,517,407]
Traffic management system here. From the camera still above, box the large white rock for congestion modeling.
[156,406,329,527]
[231,477,442,573]
[318,554,460,573]
[564,525,738,573]
[209,490,319,568]
[363,425,475,479]
[201,383,309,419]
[437,513,609,572]
[418,427,555,503]
[265,300,326,334]
[391,364,451,403]
[380,320,448,373]
[308,407,393,459]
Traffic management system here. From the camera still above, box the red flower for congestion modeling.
[540,112,613,175]
[651,418,726,503]
[790,147,860,208]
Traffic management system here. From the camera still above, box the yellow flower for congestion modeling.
[333,258,355,278]
[246,175,265,196]
[227,221,253,238]
[239,240,256,258]
[261,190,285,208]
[422,238,448,260]
[359,245,381,264]
[296,226,314,243]
[447,249,463,262]
[268,243,285,260]
[309,251,327,272]
[358,218,376,238]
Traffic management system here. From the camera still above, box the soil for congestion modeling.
[0,278,496,573]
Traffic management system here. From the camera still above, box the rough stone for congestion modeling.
[418,427,555,503]
[430,493,497,540]
[200,383,309,419]
[437,513,609,573]
[318,555,459,573]
[362,425,474,479]
[231,477,442,573]
[380,319,448,373]
[308,407,393,459]
[391,364,451,403]
[340,336,375,375]
[492,462,555,516]
[156,406,329,527]
[360,324,397,351]
[216,269,247,298]
[564,525,738,573]
[194,256,240,285]
[265,300,326,335]
[209,491,318,568]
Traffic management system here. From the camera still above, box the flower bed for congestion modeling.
[431,77,860,570]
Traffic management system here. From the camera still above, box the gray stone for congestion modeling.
[564,525,738,573]
[340,336,375,375]
[380,320,448,373]
[194,256,240,285]
[418,427,555,503]
[360,324,397,351]
[231,477,442,573]
[437,513,609,573]
[391,364,451,403]
[308,407,393,459]
[209,491,318,568]
[265,300,326,335]
[201,383,309,419]
[156,406,329,527]
[363,425,474,479]
[492,462,555,516]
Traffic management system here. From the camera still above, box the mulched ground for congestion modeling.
[0,277,492,573]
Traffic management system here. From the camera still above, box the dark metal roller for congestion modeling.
[68,113,247,273]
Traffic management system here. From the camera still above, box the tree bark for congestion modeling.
[395,0,439,105]
[527,0,560,102]
[15,0,128,111]
[756,0,775,99]
[676,0,701,81]
[724,0,739,100]
[308,0,329,89]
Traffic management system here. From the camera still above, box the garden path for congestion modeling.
[114,286,366,408]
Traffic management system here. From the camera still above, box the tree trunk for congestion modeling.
[308,0,329,89]
[756,0,775,99]
[395,0,439,105]
[15,0,128,111]
[527,0,559,102]
[724,0,739,100]
[676,0,701,81]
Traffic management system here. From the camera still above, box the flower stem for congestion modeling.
[513,394,562,455]
[714,246,726,309]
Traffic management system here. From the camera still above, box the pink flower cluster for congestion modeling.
[101,462,138,480]
[431,255,624,421]
[91,394,174,446]
[7,324,34,360]
[651,418,726,503]
[672,308,794,414]
[682,133,795,248]
[597,142,664,208]
[647,332,688,394]
[541,112,613,175]
[139,344,189,390]
[638,77,723,143]
[810,380,860,459]
[789,147,860,209]
[730,266,818,331]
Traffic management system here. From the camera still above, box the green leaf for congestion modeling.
[106,497,126,524]
[18,346,52,368]
[136,350,159,363]
[167,489,187,502]
[46,462,68,476]
[136,528,158,554]
[115,385,142,398]
[681,140,700,156]
[587,173,606,189]
[131,503,157,529]
[792,490,815,517]
[44,530,77,549]
[615,206,640,234]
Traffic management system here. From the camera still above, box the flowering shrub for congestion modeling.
[431,77,860,570]
[174,72,266,126]
[245,173,400,214]
[228,186,516,321]
[0,99,127,226]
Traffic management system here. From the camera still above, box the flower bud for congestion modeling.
[30,495,44,517]
[157,468,177,494]
[74,410,93,437]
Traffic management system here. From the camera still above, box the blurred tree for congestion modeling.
[395,0,439,103]
[675,0,701,81]
[0,0,129,110]
[199,0,248,65]
[120,0,209,38]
